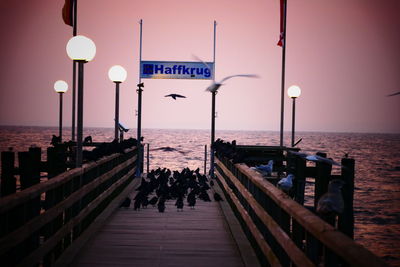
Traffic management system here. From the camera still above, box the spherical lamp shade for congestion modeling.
[288,85,301,98]
[66,35,96,61]
[54,80,69,93]
[108,65,127,83]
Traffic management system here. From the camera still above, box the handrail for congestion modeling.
[0,147,137,213]
[215,156,388,267]
[0,154,136,255]
[0,147,138,266]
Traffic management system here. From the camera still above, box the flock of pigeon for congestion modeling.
[120,167,223,212]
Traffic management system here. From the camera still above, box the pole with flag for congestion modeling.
[278,0,287,147]
[62,0,78,141]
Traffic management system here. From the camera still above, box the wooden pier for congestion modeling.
[0,144,389,266]
[69,189,255,267]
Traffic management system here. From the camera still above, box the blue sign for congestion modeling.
[140,61,214,80]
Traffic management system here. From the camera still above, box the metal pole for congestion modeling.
[210,20,217,179]
[136,19,143,177]
[72,62,76,141]
[291,97,295,147]
[59,93,63,140]
[211,92,216,179]
[146,143,149,173]
[76,60,85,167]
[71,0,78,141]
[114,82,120,141]
[73,0,77,36]
[279,0,287,147]
[137,85,143,176]
[204,144,207,175]
[71,0,77,141]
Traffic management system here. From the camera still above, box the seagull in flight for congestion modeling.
[192,55,259,93]
[165,94,186,100]
[387,91,400,97]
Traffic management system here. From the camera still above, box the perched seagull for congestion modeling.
[251,160,274,176]
[306,155,341,166]
[277,174,295,193]
[387,91,400,97]
[165,94,186,100]
[192,55,259,93]
[317,179,345,216]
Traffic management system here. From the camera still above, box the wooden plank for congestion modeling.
[231,160,388,267]
[71,188,246,267]
[216,160,314,267]
[216,169,281,267]
[16,166,136,267]
[55,173,141,267]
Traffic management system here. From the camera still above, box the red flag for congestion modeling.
[277,0,285,47]
[62,0,73,27]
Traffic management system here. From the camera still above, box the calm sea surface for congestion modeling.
[0,126,399,266]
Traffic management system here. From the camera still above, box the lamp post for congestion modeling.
[66,35,96,167]
[288,85,301,147]
[54,80,68,141]
[108,65,127,141]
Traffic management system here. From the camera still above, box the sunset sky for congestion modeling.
[0,0,399,133]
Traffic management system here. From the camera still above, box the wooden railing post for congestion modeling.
[338,158,355,239]
[314,152,332,210]
[1,151,16,197]
[293,156,306,205]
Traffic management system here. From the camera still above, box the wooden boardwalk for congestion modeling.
[71,187,257,267]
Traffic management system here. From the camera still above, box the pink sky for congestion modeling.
[0,0,399,133]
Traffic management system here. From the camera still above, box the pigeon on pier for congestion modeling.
[165,94,186,100]
[149,196,158,207]
[252,160,274,176]
[317,179,345,216]
[192,55,259,93]
[277,174,295,193]
[119,197,131,208]
[175,196,184,211]
[158,197,166,213]
[187,190,197,209]
[50,135,61,146]
[213,192,223,201]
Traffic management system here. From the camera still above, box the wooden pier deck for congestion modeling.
[70,185,258,267]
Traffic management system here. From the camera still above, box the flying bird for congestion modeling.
[192,55,259,93]
[165,94,186,100]
[317,179,345,216]
[277,174,295,193]
[205,74,260,93]
[387,91,400,97]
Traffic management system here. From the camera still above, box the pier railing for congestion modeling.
[215,154,387,267]
[0,147,137,266]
